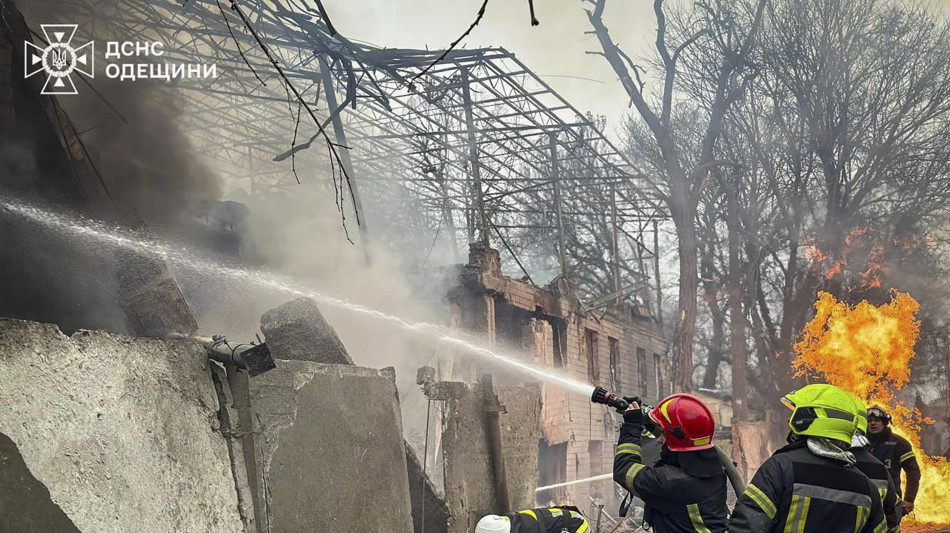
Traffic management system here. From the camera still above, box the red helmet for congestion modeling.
[648,394,716,452]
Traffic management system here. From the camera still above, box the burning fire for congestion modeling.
[794,291,950,526]
[802,228,894,289]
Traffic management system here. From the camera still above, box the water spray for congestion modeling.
[1,197,751,517]
[0,197,593,396]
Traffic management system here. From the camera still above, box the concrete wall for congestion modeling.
[432,379,542,533]
[498,384,543,510]
[0,319,245,533]
[249,360,413,533]
[407,443,450,533]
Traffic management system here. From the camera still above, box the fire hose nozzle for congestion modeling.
[591,386,657,421]
[591,386,630,413]
[207,336,276,377]
[169,333,276,377]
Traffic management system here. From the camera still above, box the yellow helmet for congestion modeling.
[849,394,868,434]
[781,384,859,444]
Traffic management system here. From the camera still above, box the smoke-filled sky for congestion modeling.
[324,0,658,134]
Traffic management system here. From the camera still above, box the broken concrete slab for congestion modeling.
[0,319,244,533]
[498,384,542,511]
[113,248,199,338]
[260,297,354,364]
[249,360,413,532]
[407,443,449,533]
[436,379,542,533]
[0,431,80,533]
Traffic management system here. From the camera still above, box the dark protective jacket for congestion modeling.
[852,446,901,532]
[728,439,888,533]
[867,428,921,504]
[505,506,589,533]
[613,409,728,533]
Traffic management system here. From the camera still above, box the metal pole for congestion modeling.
[226,367,266,533]
[437,166,460,262]
[653,219,663,326]
[460,66,489,246]
[248,145,256,196]
[635,221,650,307]
[610,184,621,304]
[319,55,371,261]
[549,131,568,277]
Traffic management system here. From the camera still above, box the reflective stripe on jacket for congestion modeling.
[728,440,888,533]
[867,428,921,504]
[507,506,589,533]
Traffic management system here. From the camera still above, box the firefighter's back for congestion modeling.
[730,443,885,533]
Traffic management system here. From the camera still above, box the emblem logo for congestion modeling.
[24,24,94,95]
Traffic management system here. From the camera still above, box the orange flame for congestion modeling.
[794,291,949,526]
[826,260,846,281]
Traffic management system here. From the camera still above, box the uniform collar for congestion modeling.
[806,437,856,466]
[659,446,724,478]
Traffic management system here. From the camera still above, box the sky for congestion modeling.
[322,0,660,136]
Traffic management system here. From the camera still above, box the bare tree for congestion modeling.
[748,0,950,401]
[585,0,767,391]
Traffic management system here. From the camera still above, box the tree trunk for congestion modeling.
[702,321,725,390]
[728,182,749,420]
[775,236,804,394]
[671,179,698,392]
[701,234,725,390]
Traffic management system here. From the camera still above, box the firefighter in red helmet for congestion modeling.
[613,393,728,533]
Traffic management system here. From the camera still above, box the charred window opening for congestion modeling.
[608,337,621,391]
[588,440,604,498]
[637,347,648,397]
[585,328,599,383]
[494,297,530,351]
[551,320,566,367]
[537,441,567,504]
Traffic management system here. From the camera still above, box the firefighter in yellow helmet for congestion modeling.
[728,384,887,533]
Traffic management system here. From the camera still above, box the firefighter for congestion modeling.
[613,393,728,533]
[849,396,901,532]
[474,506,590,533]
[728,384,887,533]
[866,405,921,516]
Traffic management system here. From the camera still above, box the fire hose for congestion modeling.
[591,386,746,496]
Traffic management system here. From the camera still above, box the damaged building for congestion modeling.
[6,0,950,531]
[0,1,668,531]
[437,243,670,512]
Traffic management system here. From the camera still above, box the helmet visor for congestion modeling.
[867,407,888,419]
[781,396,796,411]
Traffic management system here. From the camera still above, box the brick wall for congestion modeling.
[453,257,668,510]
